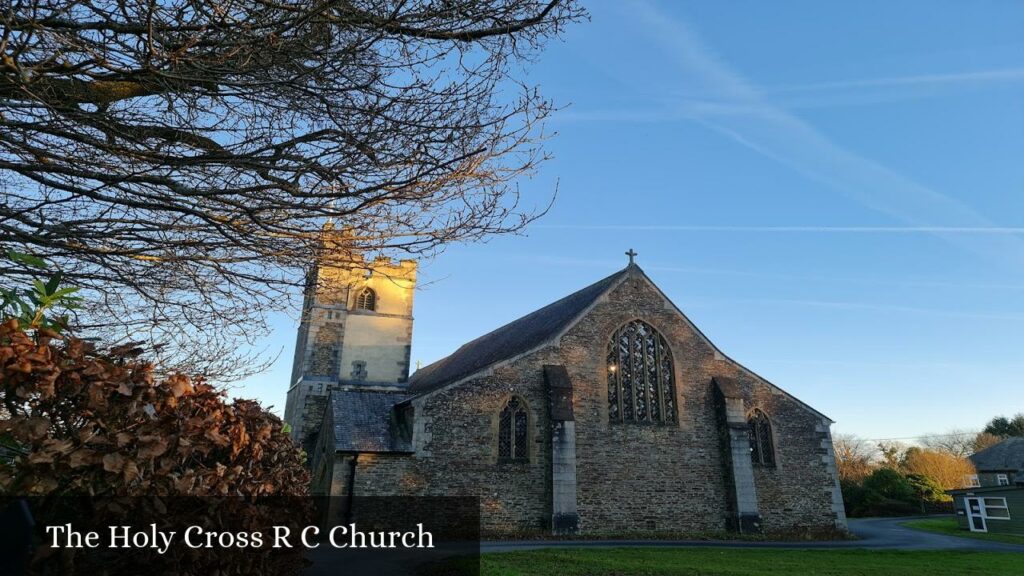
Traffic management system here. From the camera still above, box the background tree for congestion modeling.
[973,431,1003,453]
[920,428,982,459]
[983,413,1024,438]
[862,468,917,503]
[901,448,976,491]
[0,0,585,379]
[833,433,876,483]
[905,473,948,504]
[842,468,919,518]
[877,440,906,469]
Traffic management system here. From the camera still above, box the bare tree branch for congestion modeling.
[1,0,585,380]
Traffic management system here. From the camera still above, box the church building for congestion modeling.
[284,251,847,536]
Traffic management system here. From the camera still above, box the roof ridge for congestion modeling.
[409,266,631,393]
[974,436,1024,454]
[431,267,626,356]
[970,436,1024,471]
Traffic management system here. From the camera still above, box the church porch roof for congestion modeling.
[329,389,411,453]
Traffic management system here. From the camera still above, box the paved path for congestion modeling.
[302,518,1024,574]
[481,517,1024,553]
[845,516,1024,551]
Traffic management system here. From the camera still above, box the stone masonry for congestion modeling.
[305,263,847,536]
[284,249,416,445]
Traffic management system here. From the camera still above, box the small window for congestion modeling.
[983,497,1010,519]
[965,474,981,488]
[350,360,367,382]
[498,397,529,463]
[355,287,376,311]
[997,474,1010,487]
[748,409,776,468]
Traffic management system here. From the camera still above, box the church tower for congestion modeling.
[284,244,416,444]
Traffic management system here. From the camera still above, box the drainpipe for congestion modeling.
[344,453,359,525]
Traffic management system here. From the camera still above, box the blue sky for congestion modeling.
[240,1,1024,442]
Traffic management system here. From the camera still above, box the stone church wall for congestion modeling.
[558,272,839,533]
[747,396,843,532]
[338,271,844,535]
[560,274,732,533]
[346,357,555,534]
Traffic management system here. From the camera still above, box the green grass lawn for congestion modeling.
[902,518,1024,546]
[475,548,1022,576]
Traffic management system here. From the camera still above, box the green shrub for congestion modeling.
[906,473,948,503]
[863,468,916,501]
[843,468,922,517]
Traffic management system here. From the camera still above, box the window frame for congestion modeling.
[354,287,376,311]
[606,319,677,425]
[981,497,1011,520]
[747,409,776,468]
[966,474,981,488]
[996,473,1010,487]
[497,396,530,464]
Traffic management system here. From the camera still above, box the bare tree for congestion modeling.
[920,429,981,459]
[833,433,876,483]
[0,1,585,378]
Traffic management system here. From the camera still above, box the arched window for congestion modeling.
[498,397,529,462]
[607,320,676,424]
[355,287,376,311]
[748,409,776,467]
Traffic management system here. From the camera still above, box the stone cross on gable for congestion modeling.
[625,249,638,265]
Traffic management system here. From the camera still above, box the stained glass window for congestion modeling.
[748,409,776,467]
[607,320,676,424]
[498,397,529,462]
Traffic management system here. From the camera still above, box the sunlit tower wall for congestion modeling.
[284,248,416,444]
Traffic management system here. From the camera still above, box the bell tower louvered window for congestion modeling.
[498,397,529,463]
[607,320,676,424]
[355,287,376,311]
[748,409,776,467]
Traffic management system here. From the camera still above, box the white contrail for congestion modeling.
[621,0,1024,265]
[504,254,1024,290]
[691,296,1024,321]
[769,67,1024,94]
[533,224,1024,234]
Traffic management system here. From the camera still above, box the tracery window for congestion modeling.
[607,320,676,424]
[498,397,529,462]
[748,409,776,467]
[355,287,376,311]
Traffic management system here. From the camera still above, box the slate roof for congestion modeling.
[329,389,411,453]
[971,437,1024,472]
[408,266,631,395]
